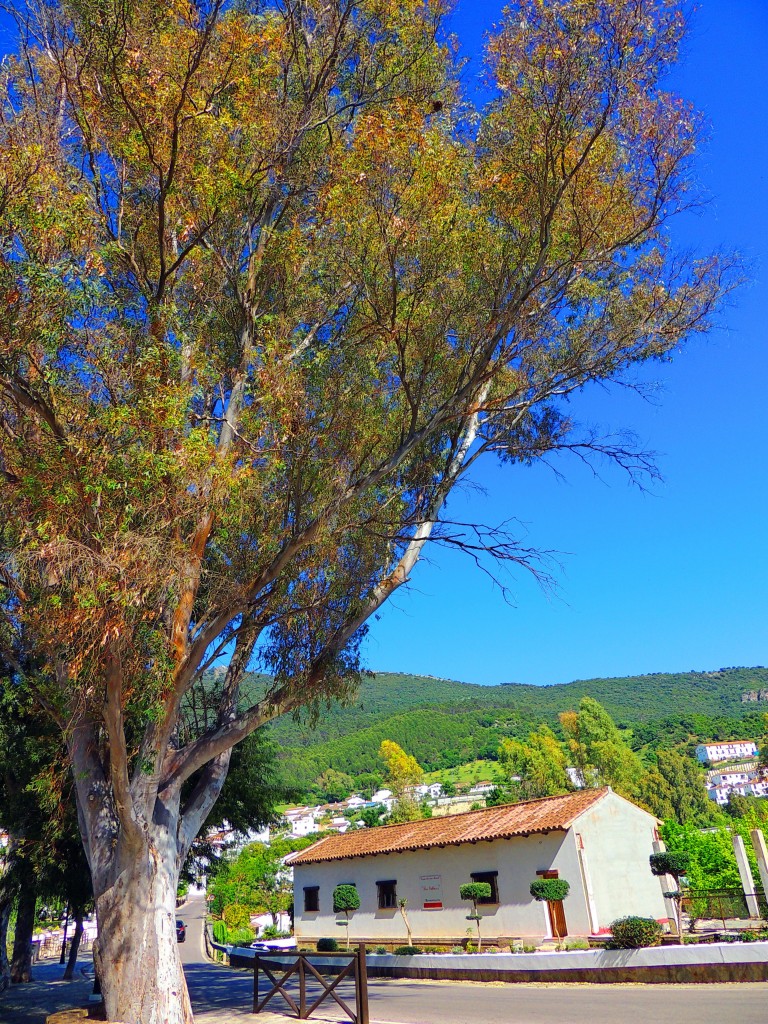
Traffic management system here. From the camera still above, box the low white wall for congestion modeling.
[366,940,768,971]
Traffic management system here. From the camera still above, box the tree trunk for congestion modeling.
[0,896,11,992]
[63,910,84,981]
[10,885,36,983]
[93,839,193,1024]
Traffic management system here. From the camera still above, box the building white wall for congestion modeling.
[293,828,592,942]
[293,791,667,943]
[569,790,667,930]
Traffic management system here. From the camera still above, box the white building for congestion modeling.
[288,788,667,942]
[695,741,758,764]
[370,789,394,811]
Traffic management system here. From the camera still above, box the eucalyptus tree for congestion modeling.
[0,0,732,1020]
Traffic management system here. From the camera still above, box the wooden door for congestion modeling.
[547,899,568,939]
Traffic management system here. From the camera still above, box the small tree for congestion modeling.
[399,898,412,946]
[529,878,571,945]
[333,885,360,951]
[459,882,491,952]
[650,851,691,939]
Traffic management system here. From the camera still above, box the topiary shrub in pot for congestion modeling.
[317,937,339,952]
[529,878,571,945]
[459,882,492,952]
[333,884,361,951]
[609,916,663,949]
[650,851,691,939]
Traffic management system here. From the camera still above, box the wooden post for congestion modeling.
[252,953,259,1014]
[357,944,369,1024]
[299,955,307,1020]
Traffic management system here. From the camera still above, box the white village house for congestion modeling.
[695,740,758,764]
[287,788,668,943]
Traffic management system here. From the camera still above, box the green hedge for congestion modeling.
[317,937,339,952]
[609,916,663,949]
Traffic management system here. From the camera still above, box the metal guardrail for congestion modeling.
[681,888,768,929]
[253,946,369,1023]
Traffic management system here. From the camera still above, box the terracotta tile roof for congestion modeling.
[286,788,610,865]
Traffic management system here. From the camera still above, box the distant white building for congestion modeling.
[371,789,394,810]
[345,795,366,810]
[288,814,318,838]
[468,781,496,796]
[695,741,758,764]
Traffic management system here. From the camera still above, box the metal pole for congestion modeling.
[357,944,369,1024]
[59,904,69,965]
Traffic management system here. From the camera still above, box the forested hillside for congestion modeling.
[267,667,768,792]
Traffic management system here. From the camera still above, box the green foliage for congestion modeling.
[360,806,384,828]
[609,917,663,949]
[660,821,743,890]
[560,698,644,798]
[650,851,691,880]
[229,927,255,947]
[274,670,765,814]
[209,841,293,924]
[314,769,356,802]
[222,904,251,930]
[459,882,492,905]
[498,725,571,799]
[332,885,361,914]
[529,878,570,903]
[393,946,422,955]
[211,920,229,944]
[316,938,339,952]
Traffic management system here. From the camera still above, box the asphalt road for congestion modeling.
[179,894,768,1024]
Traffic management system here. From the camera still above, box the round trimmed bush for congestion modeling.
[530,878,570,903]
[333,884,361,913]
[317,937,339,952]
[650,851,690,879]
[459,882,492,904]
[609,916,663,948]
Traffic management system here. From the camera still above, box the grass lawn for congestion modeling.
[424,759,505,787]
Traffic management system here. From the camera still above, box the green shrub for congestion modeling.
[222,903,252,930]
[522,944,537,953]
[317,937,339,952]
[650,851,691,879]
[229,927,255,947]
[332,884,361,913]
[450,946,463,954]
[393,945,422,956]
[609,916,662,949]
[375,946,388,955]
[212,920,229,944]
[529,878,570,903]
[459,882,492,904]
[564,937,589,950]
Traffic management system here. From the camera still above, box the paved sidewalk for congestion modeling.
[0,955,96,1024]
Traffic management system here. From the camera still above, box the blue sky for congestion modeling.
[364,0,768,686]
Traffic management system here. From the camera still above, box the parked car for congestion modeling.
[176,920,186,943]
